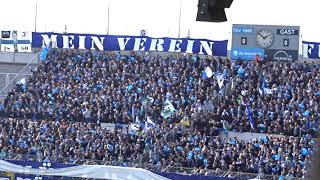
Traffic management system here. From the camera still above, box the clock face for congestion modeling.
[256,30,274,48]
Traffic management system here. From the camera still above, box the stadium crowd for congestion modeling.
[153,131,316,178]
[0,117,316,178]
[0,117,159,165]
[2,49,319,137]
[0,49,319,178]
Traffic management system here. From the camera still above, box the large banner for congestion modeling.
[0,31,32,52]
[32,32,228,56]
[0,160,168,180]
[2,160,235,180]
[303,41,320,59]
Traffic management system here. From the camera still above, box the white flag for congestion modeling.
[264,88,273,95]
[17,78,26,85]
[204,67,213,78]
[216,74,224,89]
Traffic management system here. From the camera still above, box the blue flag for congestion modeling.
[39,47,49,61]
[246,106,254,130]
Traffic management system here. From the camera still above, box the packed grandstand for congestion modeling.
[0,47,318,179]
[0,0,319,179]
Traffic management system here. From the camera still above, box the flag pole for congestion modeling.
[106,0,110,35]
[34,0,38,32]
[178,0,182,38]
[301,33,303,60]
[176,0,182,60]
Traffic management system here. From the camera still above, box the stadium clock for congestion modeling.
[256,29,274,48]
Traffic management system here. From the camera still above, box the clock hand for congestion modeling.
[264,34,271,39]
[258,33,266,39]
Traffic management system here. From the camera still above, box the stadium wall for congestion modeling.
[0,52,38,64]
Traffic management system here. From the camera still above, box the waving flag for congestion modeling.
[129,123,140,134]
[222,120,230,131]
[142,96,154,107]
[205,67,213,78]
[216,73,224,89]
[246,106,254,130]
[264,88,273,95]
[144,116,155,131]
[39,47,49,61]
[17,78,26,85]
[160,100,175,119]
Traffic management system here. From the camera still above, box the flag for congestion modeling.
[39,47,49,61]
[83,109,91,119]
[222,120,230,131]
[141,96,154,117]
[231,79,235,90]
[204,67,213,78]
[129,123,140,134]
[135,116,141,124]
[258,88,263,96]
[131,105,135,120]
[237,95,243,105]
[246,106,254,130]
[142,96,154,107]
[264,88,273,95]
[144,116,155,131]
[216,73,224,89]
[160,99,175,118]
[17,78,26,85]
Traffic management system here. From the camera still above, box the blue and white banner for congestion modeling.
[32,32,228,56]
[231,48,265,60]
[0,160,168,180]
[303,41,320,59]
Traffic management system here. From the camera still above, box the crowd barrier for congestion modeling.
[0,152,291,180]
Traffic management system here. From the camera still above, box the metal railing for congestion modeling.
[0,54,39,99]
[148,165,298,180]
[0,73,28,89]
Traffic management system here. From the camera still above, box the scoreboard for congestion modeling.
[231,24,300,61]
[0,30,32,52]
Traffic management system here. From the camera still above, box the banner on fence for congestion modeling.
[303,41,320,59]
[0,160,168,180]
[0,31,32,52]
[32,32,228,56]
